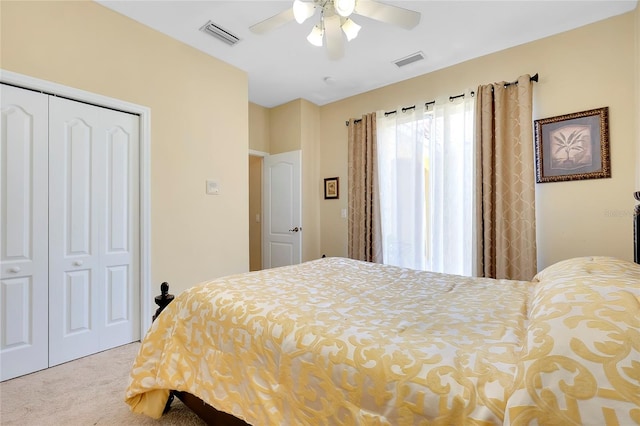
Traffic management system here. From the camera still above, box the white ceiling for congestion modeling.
[97,0,637,108]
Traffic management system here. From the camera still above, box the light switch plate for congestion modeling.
[206,179,220,195]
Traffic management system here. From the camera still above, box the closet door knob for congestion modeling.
[73,260,84,266]
[9,267,21,273]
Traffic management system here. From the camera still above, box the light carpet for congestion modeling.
[0,342,204,425]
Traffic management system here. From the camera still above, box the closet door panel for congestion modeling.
[66,119,93,255]
[2,278,32,345]
[0,84,49,381]
[60,117,95,340]
[100,108,139,349]
[4,110,32,259]
[107,128,129,252]
[48,97,101,366]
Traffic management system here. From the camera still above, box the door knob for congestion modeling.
[289,227,299,232]
[73,260,84,266]
[8,266,21,273]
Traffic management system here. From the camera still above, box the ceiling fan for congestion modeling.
[249,0,421,60]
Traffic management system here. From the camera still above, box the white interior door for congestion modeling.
[0,85,49,381]
[263,150,302,269]
[48,96,139,366]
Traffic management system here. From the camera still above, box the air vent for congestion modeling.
[199,20,241,46]
[393,51,425,68]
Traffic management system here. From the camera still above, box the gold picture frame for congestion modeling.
[534,107,610,183]
[324,177,339,199]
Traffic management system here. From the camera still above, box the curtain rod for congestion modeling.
[506,72,539,87]
[345,73,539,126]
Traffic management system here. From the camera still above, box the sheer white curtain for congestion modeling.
[428,95,475,275]
[377,107,427,270]
[377,93,475,275]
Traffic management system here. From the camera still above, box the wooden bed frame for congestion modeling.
[168,391,248,425]
[152,191,640,425]
[635,191,640,264]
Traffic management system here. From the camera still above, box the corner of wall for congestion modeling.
[300,100,322,261]
[636,4,640,189]
[249,102,271,153]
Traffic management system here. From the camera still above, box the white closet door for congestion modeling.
[0,85,49,381]
[99,106,140,350]
[48,96,139,366]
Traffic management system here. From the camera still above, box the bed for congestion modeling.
[125,252,640,425]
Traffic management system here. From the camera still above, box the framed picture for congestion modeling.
[324,177,339,199]
[534,107,610,183]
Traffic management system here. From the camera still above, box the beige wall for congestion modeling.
[270,100,302,154]
[319,12,638,271]
[1,1,249,295]
[249,102,270,153]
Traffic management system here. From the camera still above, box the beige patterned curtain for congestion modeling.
[347,113,382,263]
[475,75,537,280]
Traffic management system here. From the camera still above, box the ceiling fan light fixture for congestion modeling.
[307,24,324,47]
[341,18,361,41]
[334,0,356,17]
[293,0,316,24]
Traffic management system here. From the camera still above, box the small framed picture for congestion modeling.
[324,177,339,199]
[534,107,610,183]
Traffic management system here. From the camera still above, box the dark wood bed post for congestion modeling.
[152,283,250,425]
[635,191,640,264]
[153,282,174,321]
[151,282,176,414]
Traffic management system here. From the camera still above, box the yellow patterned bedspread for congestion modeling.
[125,256,640,425]
[506,256,640,425]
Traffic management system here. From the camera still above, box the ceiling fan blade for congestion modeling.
[324,14,344,60]
[250,8,295,34]
[354,0,421,29]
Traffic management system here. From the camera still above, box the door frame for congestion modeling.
[249,149,268,271]
[1,69,153,333]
